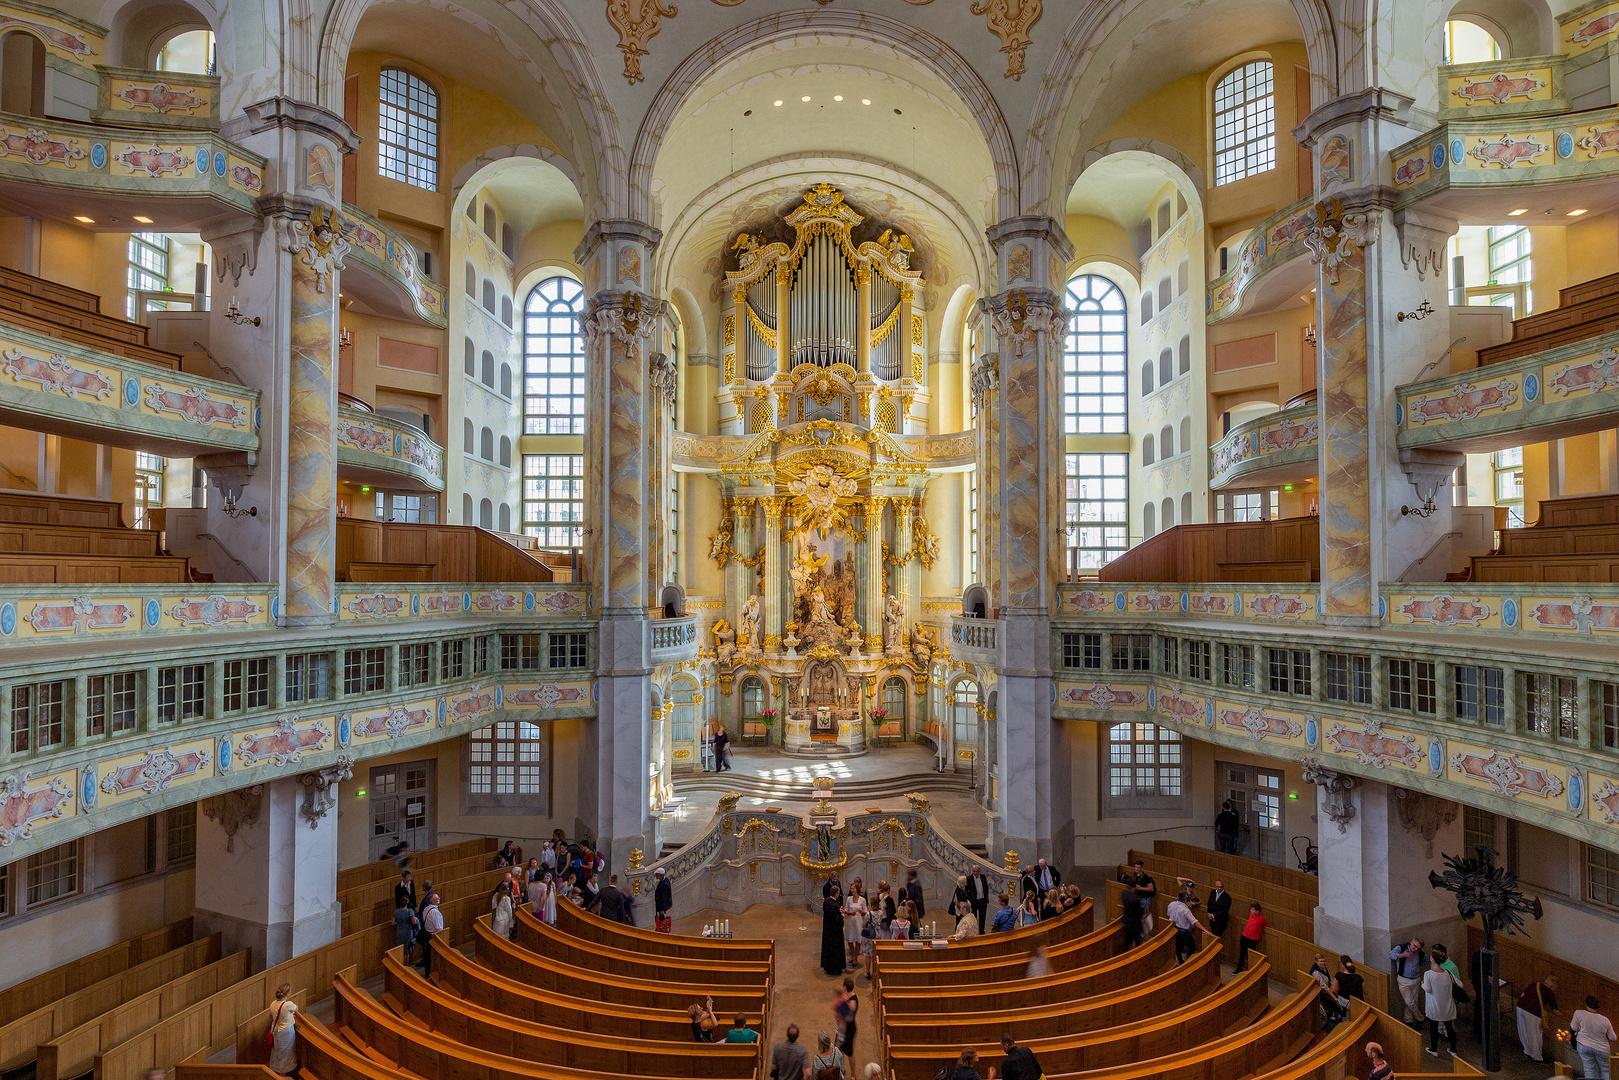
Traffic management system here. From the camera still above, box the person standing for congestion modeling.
[392,899,419,963]
[1016,893,1040,928]
[874,881,896,936]
[811,1031,846,1080]
[654,867,673,931]
[997,1032,1043,1080]
[1214,801,1241,854]
[1389,939,1427,1026]
[1422,954,1461,1057]
[394,870,416,912]
[842,879,869,970]
[1234,903,1271,973]
[266,983,299,1075]
[821,883,846,976]
[1031,859,1060,898]
[419,892,443,974]
[966,865,991,929]
[1166,890,1209,964]
[1517,975,1561,1064]
[592,874,630,923]
[950,901,980,940]
[491,880,515,938]
[834,977,859,1058]
[1364,1042,1392,1080]
[902,869,925,919]
[1127,861,1157,913]
[714,721,733,772]
[951,876,971,927]
[1205,880,1232,937]
[769,1024,810,1080]
[1120,888,1146,949]
[991,893,1017,933]
[1571,995,1616,1080]
[891,901,914,940]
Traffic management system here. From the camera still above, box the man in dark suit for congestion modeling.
[1205,879,1233,936]
[654,867,673,928]
[592,873,630,922]
[902,869,925,918]
[967,865,991,929]
[1031,858,1061,896]
[393,870,416,912]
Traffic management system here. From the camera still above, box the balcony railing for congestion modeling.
[650,615,699,661]
[336,405,445,490]
[1209,402,1318,489]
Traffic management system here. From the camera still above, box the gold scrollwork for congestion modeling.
[903,792,932,815]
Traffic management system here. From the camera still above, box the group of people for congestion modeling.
[1505,972,1616,1078]
[389,869,446,974]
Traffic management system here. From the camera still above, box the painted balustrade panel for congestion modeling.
[335,582,591,622]
[1205,196,1316,323]
[1439,56,1567,121]
[0,583,276,642]
[1209,403,1319,488]
[335,405,445,489]
[1057,584,1320,622]
[1396,330,1619,452]
[338,203,448,326]
[1381,582,1619,638]
[94,66,220,130]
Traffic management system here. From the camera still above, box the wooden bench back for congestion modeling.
[341,866,508,937]
[0,551,190,584]
[0,522,160,557]
[873,898,1093,962]
[335,852,492,914]
[1122,850,1317,917]
[551,891,774,963]
[336,837,496,892]
[0,917,192,1025]
[874,917,1123,987]
[1152,841,1318,895]
[511,906,771,986]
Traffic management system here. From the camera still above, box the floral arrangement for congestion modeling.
[759,707,781,724]
[869,707,890,719]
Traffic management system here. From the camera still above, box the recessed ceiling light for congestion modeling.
[73,215,94,223]
[861,98,871,106]
[833,95,843,102]
[133,215,153,224]
[743,110,752,116]
[1508,208,1528,216]
[773,99,783,107]
[1568,208,1589,216]
[801,95,811,102]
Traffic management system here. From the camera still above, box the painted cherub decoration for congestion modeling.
[730,231,766,273]
[284,205,350,294]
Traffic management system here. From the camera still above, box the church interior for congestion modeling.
[2,0,1619,1077]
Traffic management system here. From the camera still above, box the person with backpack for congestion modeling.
[812,1030,846,1080]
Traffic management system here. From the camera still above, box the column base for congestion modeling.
[193,900,341,971]
[281,613,338,631]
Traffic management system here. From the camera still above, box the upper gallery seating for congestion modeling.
[1099,516,1319,583]
[0,266,184,372]
[1474,271,1619,369]
[1468,493,1619,582]
[0,491,196,582]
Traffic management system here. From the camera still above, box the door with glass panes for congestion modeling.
[1218,761,1286,865]
[368,760,434,861]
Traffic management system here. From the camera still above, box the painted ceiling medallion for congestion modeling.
[606,0,678,84]
[971,0,1042,80]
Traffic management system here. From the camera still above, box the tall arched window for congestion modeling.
[1214,61,1275,185]
[481,350,494,386]
[1157,277,1171,310]
[740,677,765,731]
[498,435,512,468]
[479,498,493,529]
[523,277,586,435]
[482,205,496,239]
[1158,348,1173,387]
[881,677,907,730]
[950,679,979,771]
[1143,501,1156,538]
[1140,361,1154,397]
[498,503,511,532]
[378,68,438,190]
[482,279,496,312]
[480,426,494,460]
[1063,274,1127,435]
[1181,492,1192,525]
[463,337,475,376]
[1178,334,1191,375]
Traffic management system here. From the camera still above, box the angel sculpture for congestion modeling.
[708,519,734,568]
[910,622,937,668]
[739,594,762,651]
[883,594,906,656]
[730,231,766,273]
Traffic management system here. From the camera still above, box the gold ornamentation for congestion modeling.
[745,302,778,348]
[1003,849,1021,872]
[724,313,735,347]
[708,518,735,568]
[971,0,1042,80]
[903,792,932,814]
[628,848,644,869]
[716,792,742,813]
[870,303,904,347]
[911,314,924,347]
[911,516,941,569]
[784,462,859,537]
[866,817,915,853]
[604,0,677,85]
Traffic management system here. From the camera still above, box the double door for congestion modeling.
[1218,761,1285,866]
[368,760,433,861]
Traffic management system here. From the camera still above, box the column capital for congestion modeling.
[574,218,662,264]
[1302,755,1359,833]
[298,755,353,828]
[985,215,1074,260]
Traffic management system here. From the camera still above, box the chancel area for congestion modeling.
[4,0,1619,1078]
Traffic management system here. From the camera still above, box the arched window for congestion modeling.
[1160,424,1175,458]
[1446,20,1501,64]
[741,677,765,729]
[1178,334,1191,375]
[461,492,473,523]
[481,350,494,386]
[464,200,476,221]
[1063,274,1128,435]
[1140,293,1154,324]
[0,32,47,116]
[498,503,511,532]
[1143,501,1156,538]
[463,337,475,376]
[1214,61,1275,186]
[882,677,907,724]
[1142,434,1155,466]
[500,296,513,326]
[1158,348,1173,387]
[1179,416,1191,454]
[950,679,979,770]
[155,29,214,74]
[1140,361,1154,397]
[523,277,586,435]
[480,426,494,460]
[482,205,496,239]
[482,279,496,312]
[1156,201,1171,236]
[498,435,512,468]
[378,68,438,191]
[1177,258,1190,295]
[499,363,512,397]
[1181,492,1192,525]
[479,498,493,529]
[669,676,698,751]
[1157,277,1171,310]
[463,418,474,454]
[465,262,476,297]
[501,224,515,259]
[1161,496,1176,529]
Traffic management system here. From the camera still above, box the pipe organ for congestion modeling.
[790,233,857,369]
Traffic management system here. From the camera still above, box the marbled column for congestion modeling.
[282,216,341,627]
[761,498,784,649]
[893,498,916,606]
[192,774,341,968]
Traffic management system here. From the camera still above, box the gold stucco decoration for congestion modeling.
[605,0,678,85]
[971,0,1042,80]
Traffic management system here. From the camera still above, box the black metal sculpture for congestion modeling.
[1429,846,1544,1072]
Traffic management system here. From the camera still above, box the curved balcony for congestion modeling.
[94,66,220,131]
[650,615,699,662]
[950,615,1001,665]
[1209,401,1318,489]
[1206,195,1317,324]
[338,203,448,327]
[336,404,445,491]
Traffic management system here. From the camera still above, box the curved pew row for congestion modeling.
[424,940,699,1041]
[550,899,774,962]
[471,919,768,1016]
[872,899,1094,963]
[877,925,1179,1014]
[881,962,1271,1080]
[874,916,1124,988]
[339,969,755,1079]
[511,907,773,986]
[878,936,1224,1045]
[381,953,758,1076]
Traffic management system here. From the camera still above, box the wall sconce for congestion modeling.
[222,492,258,518]
[224,297,260,327]
[1397,299,1435,323]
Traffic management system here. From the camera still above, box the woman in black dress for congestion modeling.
[821,884,846,976]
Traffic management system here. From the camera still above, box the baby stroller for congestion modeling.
[1293,836,1318,875]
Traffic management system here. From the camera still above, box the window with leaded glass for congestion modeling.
[522,454,585,547]
[1065,453,1128,570]
[1107,723,1184,799]
[378,68,438,190]
[523,277,586,435]
[1526,672,1577,739]
[468,721,545,795]
[1213,61,1275,185]
[1325,652,1371,704]
[1061,276,1127,435]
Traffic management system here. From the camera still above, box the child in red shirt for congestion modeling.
[1234,903,1271,972]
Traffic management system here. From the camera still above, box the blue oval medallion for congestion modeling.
[1432,144,1446,169]
[1205,701,1215,726]
[525,592,536,611]
[1049,684,1057,705]
[1503,598,1518,627]
[496,685,504,708]
[1306,719,1319,747]
[1525,373,1539,402]
[144,599,159,627]
[270,595,280,621]
[1559,131,1575,159]
[592,682,600,703]
[1180,592,1189,611]
[1234,593,1243,615]
[411,592,420,615]
[253,406,262,430]
[1395,402,1405,426]
[125,378,139,406]
[196,153,207,175]
[1147,687,1156,709]
[1451,139,1465,165]
[462,591,472,610]
[339,715,351,746]
[0,603,14,637]
[214,152,226,177]
[394,434,402,455]
[1379,596,1388,620]
[90,143,106,169]
[1429,739,1444,775]
[1570,769,1584,811]
[81,767,97,807]
[218,736,231,772]
[437,699,446,726]
[1114,592,1125,610]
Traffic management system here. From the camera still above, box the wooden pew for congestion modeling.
[36,951,251,1080]
[336,851,495,920]
[0,917,193,1025]
[872,897,1094,963]
[1125,849,1317,918]
[874,916,1123,987]
[424,942,699,1041]
[471,919,767,1015]
[1470,926,1619,1031]
[511,906,773,986]
[330,973,704,1080]
[551,894,774,963]
[0,522,161,557]
[879,936,1224,1045]
[878,924,1177,1014]
[335,837,496,893]
[0,551,191,584]
[0,935,221,1072]
[1106,876,1315,961]
[1153,840,1319,897]
[882,961,1272,1080]
[377,958,759,1078]
[341,866,508,937]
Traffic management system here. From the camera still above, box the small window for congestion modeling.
[1160,496,1175,529]
[482,280,496,312]
[166,804,197,861]
[1604,683,1619,749]
[25,841,77,907]
[473,636,491,675]
[1143,501,1155,538]
[1160,424,1174,458]
[1325,653,1371,704]
[1159,349,1173,387]
[1111,633,1151,672]
[1586,845,1619,909]
[1456,666,1506,727]
[1387,658,1436,714]
[1178,335,1191,375]
[1213,61,1276,185]
[1526,673,1578,740]
[1061,633,1103,670]
[87,672,138,735]
[463,418,474,454]
[548,633,590,669]
[1155,201,1171,236]
[1142,434,1155,466]
[1157,277,1171,310]
[465,262,476,297]
[1177,258,1189,295]
[285,653,331,703]
[479,498,493,530]
[501,223,515,258]
[501,296,513,326]
[1221,644,1254,688]
[343,648,386,694]
[499,436,512,468]
[9,682,65,752]
[1268,648,1310,696]
[482,204,496,240]
[1140,294,1154,323]
[1141,361,1155,397]
[1159,636,1179,675]
[480,427,494,460]
[500,363,512,397]
[222,658,269,713]
[498,504,512,532]
[378,68,438,191]
[1186,641,1210,681]
[399,644,432,688]
[1179,417,1191,455]
[481,350,495,386]
[157,665,206,722]
[502,633,542,670]
[1464,806,1496,856]
[464,337,475,376]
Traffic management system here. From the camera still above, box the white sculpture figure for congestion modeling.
[809,587,836,626]
[739,594,762,651]
[884,594,905,655]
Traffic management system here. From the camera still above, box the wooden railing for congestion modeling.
[335,521,560,582]
[1099,517,1319,583]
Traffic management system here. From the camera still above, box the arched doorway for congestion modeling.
[669,676,699,770]
[881,676,907,740]
[950,678,979,776]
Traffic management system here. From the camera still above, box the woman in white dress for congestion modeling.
[491,881,515,938]
[541,873,559,924]
[843,878,869,969]
[266,982,298,1075]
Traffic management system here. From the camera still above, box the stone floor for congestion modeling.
[661,744,991,849]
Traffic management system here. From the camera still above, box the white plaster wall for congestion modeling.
[0,866,195,989]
